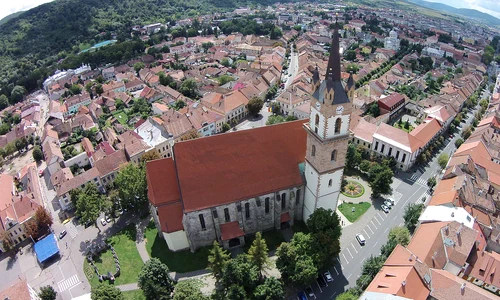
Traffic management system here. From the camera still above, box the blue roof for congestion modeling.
[34,234,59,263]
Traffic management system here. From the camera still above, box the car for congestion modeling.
[297,291,307,300]
[387,198,395,206]
[59,230,67,239]
[381,204,390,213]
[105,216,112,223]
[100,218,107,226]
[317,275,327,287]
[356,233,366,245]
[384,200,393,208]
[38,169,44,177]
[324,270,333,282]
[305,286,315,299]
[265,102,270,107]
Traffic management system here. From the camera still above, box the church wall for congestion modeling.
[309,107,326,137]
[318,169,344,198]
[183,208,217,252]
[162,230,190,251]
[326,114,350,138]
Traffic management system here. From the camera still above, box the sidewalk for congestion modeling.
[135,219,151,264]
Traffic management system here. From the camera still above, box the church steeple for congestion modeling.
[325,18,341,83]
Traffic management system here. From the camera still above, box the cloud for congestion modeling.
[0,0,55,20]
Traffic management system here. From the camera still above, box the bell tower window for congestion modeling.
[331,150,337,161]
[311,145,316,156]
[315,114,319,134]
[335,118,341,134]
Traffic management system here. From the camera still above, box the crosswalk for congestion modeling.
[57,274,80,292]
[409,174,428,186]
[65,223,78,239]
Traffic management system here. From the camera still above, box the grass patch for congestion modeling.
[145,222,210,273]
[123,289,146,300]
[291,220,310,234]
[394,122,414,133]
[243,229,285,253]
[338,202,371,223]
[112,110,129,126]
[85,224,144,287]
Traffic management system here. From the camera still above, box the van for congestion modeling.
[356,233,366,245]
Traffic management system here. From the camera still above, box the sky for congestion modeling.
[0,0,54,20]
[425,0,500,19]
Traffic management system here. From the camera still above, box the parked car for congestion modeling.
[324,270,333,282]
[317,275,327,287]
[59,230,67,239]
[384,200,393,208]
[387,198,395,206]
[305,286,315,299]
[381,204,390,213]
[356,233,366,245]
[297,291,307,300]
[100,218,107,226]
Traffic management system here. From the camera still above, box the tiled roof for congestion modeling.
[352,119,378,143]
[173,120,306,212]
[94,149,128,177]
[146,158,180,206]
[220,221,245,241]
[57,167,100,196]
[430,269,492,300]
[0,279,32,300]
[373,123,422,153]
[408,221,449,269]
[157,202,184,233]
[409,119,441,146]
[378,92,405,108]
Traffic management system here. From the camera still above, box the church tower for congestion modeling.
[303,19,353,221]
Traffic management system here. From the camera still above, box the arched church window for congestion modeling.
[335,118,342,134]
[331,150,337,161]
[312,145,316,157]
[315,114,320,126]
[328,179,332,187]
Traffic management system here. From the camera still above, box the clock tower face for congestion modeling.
[336,105,344,115]
[315,102,321,110]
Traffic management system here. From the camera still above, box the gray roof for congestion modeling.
[312,80,350,105]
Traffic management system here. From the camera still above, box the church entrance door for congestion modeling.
[228,238,240,248]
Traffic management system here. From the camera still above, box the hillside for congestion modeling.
[408,0,500,26]
[0,11,25,26]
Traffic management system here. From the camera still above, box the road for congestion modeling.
[311,103,482,299]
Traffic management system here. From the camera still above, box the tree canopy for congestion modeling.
[39,285,57,300]
[114,163,147,210]
[138,258,175,300]
[246,96,264,116]
[173,280,207,300]
[91,284,124,300]
[75,183,105,229]
[403,203,424,233]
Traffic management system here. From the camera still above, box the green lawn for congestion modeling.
[144,222,210,273]
[123,289,146,300]
[84,224,144,287]
[243,229,285,253]
[112,110,129,126]
[338,202,371,223]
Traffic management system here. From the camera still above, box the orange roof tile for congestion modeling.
[146,158,181,206]
[374,123,422,152]
[410,118,442,145]
[430,269,493,300]
[0,279,32,300]
[157,202,184,233]
[407,221,449,269]
[220,221,244,241]
[351,119,378,143]
[174,120,306,212]
[428,190,459,206]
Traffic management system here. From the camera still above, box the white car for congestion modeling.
[356,233,366,245]
[100,218,107,226]
[381,204,390,213]
[324,271,333,282]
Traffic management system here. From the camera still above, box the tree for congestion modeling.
[35,207,53,228]
[179,78,198,98]
[346,144,362,169]
[95,84,104,95]
[159,73,174,87]
[367,102,379,117]
[32,146,44,162]
[380,238,397,258]
[336,291,358,300]
[201,42,214,53]
[10,85,26,103]
[69,84,82,95]
[246,96,264,116]
[91,284,124,300]
[388,226,410,247]
[346,63,359,74]
[138,258,175,300]
[438,153,449,169]
[247,232,269,277]
[220,255,260,295]
[369,165,393,197]
[39,285,57,300]
[24,219,39,239]
[427,177,436,189]
[220,58,230,67]
[276,233,317,286]
[455,138,464,148]
[307,208,342,269]
[141,151,161,163]
[173,280,207,300]
[114,163,147,210]
[356,274,373,290]
[75,183,105,230]
[0,95,9,110]
[289,255,317,286]
[362,255,385,278]
[134,62,145,74]
[208,241,230,280]
[253,277,284,300]
[403,203,424,233]
[222,123,230,132]
[15,138,27,152]
[226,285,246,300]
[344,50,357,61]
[217,74,234,86]
[462,126,472,140]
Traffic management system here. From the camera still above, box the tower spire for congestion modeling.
[326,14,341,82]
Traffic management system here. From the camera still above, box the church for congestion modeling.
[146,23,354,252]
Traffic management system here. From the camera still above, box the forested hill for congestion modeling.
[0,0,290,99]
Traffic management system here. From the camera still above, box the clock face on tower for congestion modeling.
[336,105,344,115]
[315,102,321,110]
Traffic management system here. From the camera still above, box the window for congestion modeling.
[396,150,400,160]
[328,179,332,187]
[357,139,360,144]
[199,214,206,230]
[311,145,316,157]
[257,199,262,207]
[315,114,320,134]
[212,209,218,218]
[281,193,286,210]
[296,189,301,204]
[375,141,379,151]
[331,150,337,161]
[381,144,385,153]
[245,203,250,219]
[265,198,270,214]
[388,147,392,156]
[402,153,406,163]
[224,208,230,222]
[335,118,342,134]
[237,204,241,212]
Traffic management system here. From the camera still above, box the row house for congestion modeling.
[64,93,91,116]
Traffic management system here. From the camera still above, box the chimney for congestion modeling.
[401,281,406,287]
[445,225,449,234]
[461,282,466,292]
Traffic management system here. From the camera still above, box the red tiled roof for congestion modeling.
[146,158,181,206]
[378,92,405,109]
[220,221,244,241]
[280,212,291,223]
[410,118,442,146]
[351,119,378,143]
[374,123,423,152]
[157,202,184,233]
[174,120,306,212]
[0,279,32,300]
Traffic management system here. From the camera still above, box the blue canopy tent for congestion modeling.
[34,234,60,264]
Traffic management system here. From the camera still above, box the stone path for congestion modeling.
[135,219,151,264]
[116,282,138,292]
